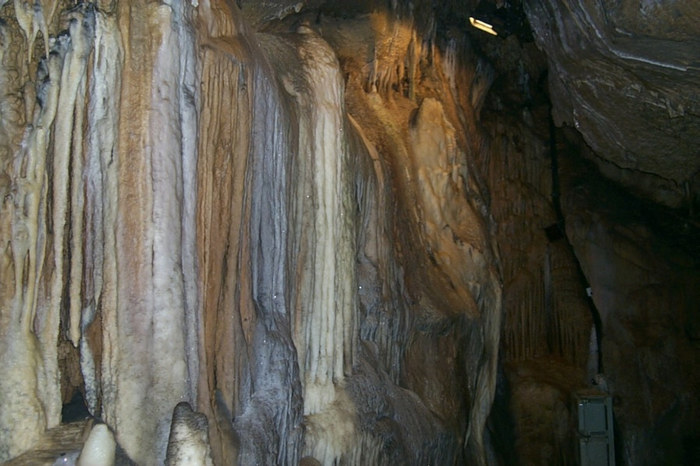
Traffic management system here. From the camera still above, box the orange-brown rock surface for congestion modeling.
[0,1,697,465]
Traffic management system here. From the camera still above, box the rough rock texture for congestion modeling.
[3,421,90,466]
[0,1,501,464]
[526,0,700,208]
[521,0,700,460]
[0,0,698,465]
[559,130,700,465]
[473,34,597,464]
[470,3,700,462]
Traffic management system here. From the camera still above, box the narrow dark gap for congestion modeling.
[547,100,605,375]
[61,390,89,423]
[486,364,520,466]
[58,332,89,424]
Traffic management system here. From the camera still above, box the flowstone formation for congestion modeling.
[1,1,501,464]
[1,1,698,465]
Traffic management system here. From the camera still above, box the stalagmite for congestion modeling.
[165,402,213,466]
[77,423,116,466]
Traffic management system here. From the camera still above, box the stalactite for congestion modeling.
[442,36,459,91]
[548,241,592,367]
[349,113,408,384]
[194,14,257,461]
[52,9,92,348]
[365,10,416,97]
[2,1,508,464]
[99,2,200,462]
[177,0,202,408]
[0,14,71,458]
[476,104,596,419]
[12,0,38,63]
[237,61,303,466]
[252,26,361,463]
[80,7,122,418]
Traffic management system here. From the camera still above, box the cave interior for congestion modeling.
[0,0,698,465]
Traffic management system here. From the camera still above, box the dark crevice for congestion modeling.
[548,96,604,375]
[61,390,89,423]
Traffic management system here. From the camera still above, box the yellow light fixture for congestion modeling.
[469,16,498,36]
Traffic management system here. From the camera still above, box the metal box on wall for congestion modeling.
[576,392,615,466]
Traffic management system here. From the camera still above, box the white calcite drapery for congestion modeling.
[0,1,503,464]
[1,1,200,463]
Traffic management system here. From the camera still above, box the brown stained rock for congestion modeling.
[1,1,696,465]
[299,456,321,466]
[57,338,84,407]
[506,358,585,466]
[559,135,700,465]
[3,420,91,466]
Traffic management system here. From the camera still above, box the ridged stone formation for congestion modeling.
[165,402,213,466]
[525,0,700,207]
[0,1,698,465]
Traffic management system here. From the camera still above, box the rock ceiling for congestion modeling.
[245,0,700,206]
[526,0,700,207]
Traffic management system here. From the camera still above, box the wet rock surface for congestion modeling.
[526,0,700,207]
[0,1,698,465]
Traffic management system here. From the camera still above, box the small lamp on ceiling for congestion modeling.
[469,1,502,36]
[469,1,525,39]
[469,16,498,36]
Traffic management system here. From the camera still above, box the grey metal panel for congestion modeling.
[580,437,611,466]
[576,393,615,466]
[578,398,608,435]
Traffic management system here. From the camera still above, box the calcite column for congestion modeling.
[102,2,199,464]
[0,1,200,463]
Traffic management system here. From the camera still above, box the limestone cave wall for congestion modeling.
[1,1,502,464]
[0,0,698,465]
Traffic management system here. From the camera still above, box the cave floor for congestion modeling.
[4,420,90,465]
